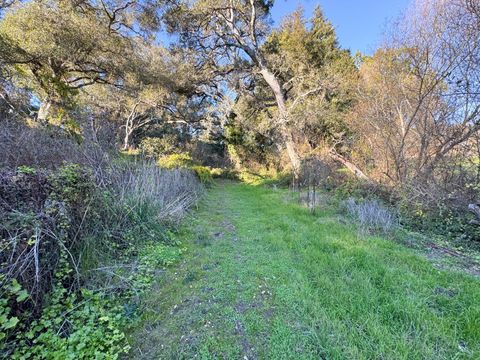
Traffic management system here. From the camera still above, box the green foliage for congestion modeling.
[49,164,93,206]
[8,287,128,359]
[132,242,185,292]
[400,202,480,250]
[233,168,292,187]
[264,6,357,142]
[157,153,194,169]
[0,163,128,358]
[225,7,358,172]
[0,0,133,106]
[236,170,265,185]
[209,168,238,180]
[191,166,213,185]
[260,170,293,187]
[140,242,183,269]
[16,165,36,175]
[0,278,29,352]
[139,135,179,158]
[2,242,184,360]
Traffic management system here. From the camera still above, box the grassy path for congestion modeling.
[129,181,480,359]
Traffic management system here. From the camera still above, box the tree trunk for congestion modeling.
[284,131,301,179]
[329,150,370,181]
[37,98,52,123]
[259,67,301,177]
[123,129,132,150]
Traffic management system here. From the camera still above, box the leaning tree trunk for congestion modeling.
[259,67,301,180]
[258,65,369,185]
[329,150,370,181]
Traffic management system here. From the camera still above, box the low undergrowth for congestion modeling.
[0,162,202,358]
[332,178,480,261]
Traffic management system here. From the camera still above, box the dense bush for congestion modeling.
[139,135,179,159]
[333,177,480,245]
[0,162,203,358]
[0,165,93,307]
[210,168,239,180]
[157,153,237,185]
[157,153,194,169]
[400,200,480,248]
[191,166,214,185]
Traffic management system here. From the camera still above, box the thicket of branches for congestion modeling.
[347,0,480,239]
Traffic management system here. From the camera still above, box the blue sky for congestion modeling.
[271,0,411,55]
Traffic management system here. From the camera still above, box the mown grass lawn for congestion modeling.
[128,181,480,359]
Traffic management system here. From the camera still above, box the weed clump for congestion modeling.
[341,197,398,234]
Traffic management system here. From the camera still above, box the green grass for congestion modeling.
[128,181,480,359]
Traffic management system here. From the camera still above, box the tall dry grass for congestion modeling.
[107,161,203,221]
[342,197,398,234]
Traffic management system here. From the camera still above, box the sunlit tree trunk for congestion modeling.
[258,67,301,179]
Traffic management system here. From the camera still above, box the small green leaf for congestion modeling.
[16,290,29,302]
[3,317,19,330]
[10,279,22,293]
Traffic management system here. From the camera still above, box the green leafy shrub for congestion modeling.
[209,168,224,177]
[16,165,36,175]
[0,277,29,353]
[157,153,194,169]
[139,135,179,159]
[209,168,238,180]
[191,166,213,185]
[400,202,480,249]
[6,283,129,359]
[132,242,185,292]
[49,164,93,203]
